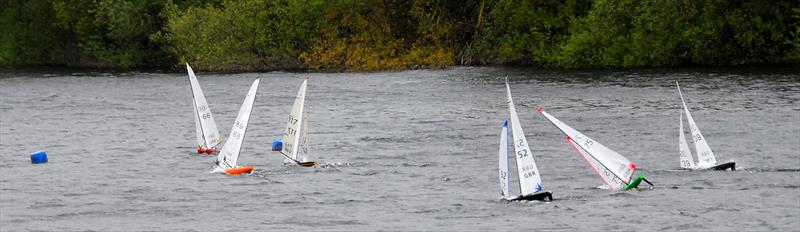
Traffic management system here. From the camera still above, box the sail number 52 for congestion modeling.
[516,139,529,158]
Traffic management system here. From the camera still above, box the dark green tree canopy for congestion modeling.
[2,0,797,71]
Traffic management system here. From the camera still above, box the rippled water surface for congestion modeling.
[1,67,799,231]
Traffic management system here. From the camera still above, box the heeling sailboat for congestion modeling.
[187,63,221,154]
[676,81,735,171]
[498,82,552,201]
[211,78,260,175]
[538,107,653,190]
[279,78,318,167]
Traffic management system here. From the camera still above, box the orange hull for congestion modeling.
[224,166,254,175]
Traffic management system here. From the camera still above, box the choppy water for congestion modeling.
[1,67,798,231]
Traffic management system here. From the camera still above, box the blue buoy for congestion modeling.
[31,151,48,164]
[271,138,283,151]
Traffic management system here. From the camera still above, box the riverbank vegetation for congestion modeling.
[2,0,798,71]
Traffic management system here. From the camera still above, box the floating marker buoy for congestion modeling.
[271,138,283,151]
[30,151,48,164]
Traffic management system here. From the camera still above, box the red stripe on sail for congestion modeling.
[567,136,613,190]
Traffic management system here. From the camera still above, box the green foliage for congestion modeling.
[0,0,72,65]
[299,0,455,71]
[788,7,800,63]
[558,0,798,67]
[164,0,321,71]
[1,0,172,68]
[471,0,590,65]
[1,0,797,70]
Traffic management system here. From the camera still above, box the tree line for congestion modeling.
[2,0,798,71]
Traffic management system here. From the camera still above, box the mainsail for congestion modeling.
[187,63,221,150]
[677,81,716,168]
[281,79,307,164]
[506,83,543,196]
[538,108,635,190]
[216,79,260,169]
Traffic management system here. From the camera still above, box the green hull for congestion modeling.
[624,173,648,190]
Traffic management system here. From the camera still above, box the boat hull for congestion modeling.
[298,161,317,167]
[224,166,254,175]
[510,191,553,202]
[197,148,216,154]
[710,162,736,171]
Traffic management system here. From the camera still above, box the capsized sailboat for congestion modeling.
[212,78,260,175]
[538,108,653,190]
[279,78,317,167]
[676,81,735,171]
[187,63,221,154]
[498,82,552,201]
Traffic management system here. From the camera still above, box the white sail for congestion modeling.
[679,113,696,169]
[539,108,635,190]
[506,83,543,195]
[300,111,310,162]
[216,79,260,169]
[565,137,624,189]
[187,63,221,149]
[282,79,307,164]
[194,103,203,147]
[677,81,716,168]
[498,121,510,199]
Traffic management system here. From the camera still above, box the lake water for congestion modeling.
[1,66,798,231]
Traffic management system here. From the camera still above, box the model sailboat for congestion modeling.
[498,82,552,201]
[187,63,221,154]
[676,81,735,171]
[538,108,653,190]
[280,78,317,167]
[211,79,260,175]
